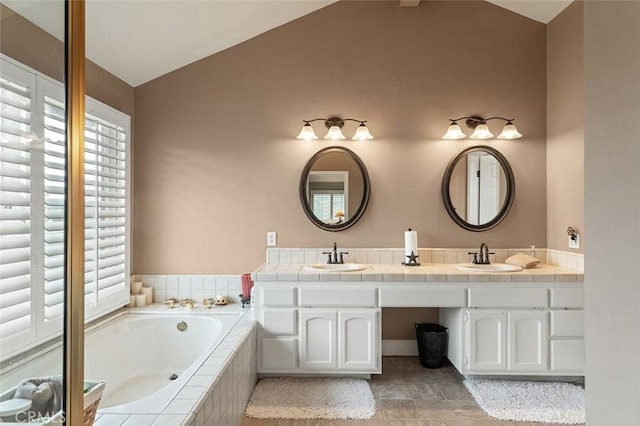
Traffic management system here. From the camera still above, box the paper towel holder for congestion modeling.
[402,251,421,267]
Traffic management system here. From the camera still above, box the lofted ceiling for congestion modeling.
[3,0,572,87]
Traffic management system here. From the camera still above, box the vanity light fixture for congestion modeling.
[296,116,374,141]
[443,116,522,140]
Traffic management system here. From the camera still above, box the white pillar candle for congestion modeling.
[131,281,143,294]
[135,293,146,307]
[142,286,153,305]
[129,295,136,307]
[404,228,418,262]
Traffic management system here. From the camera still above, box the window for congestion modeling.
[0,55,130,360]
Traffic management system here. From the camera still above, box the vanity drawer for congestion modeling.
[550,288,584,308]
[551,311,584,337]
[260,286,297,307]
[298,287,378,307]
[468,288,548,308]
[261,308,297,335]
[380,288,466,307]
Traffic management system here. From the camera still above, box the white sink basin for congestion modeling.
[455,263,522,273]
[305,263,368,272]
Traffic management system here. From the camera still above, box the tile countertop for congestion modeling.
[251,263,583,283]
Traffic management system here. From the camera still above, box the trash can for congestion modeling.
[415,323,448,368]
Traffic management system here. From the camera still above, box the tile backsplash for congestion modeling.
[265,247,584,272]
[133,274,244,304]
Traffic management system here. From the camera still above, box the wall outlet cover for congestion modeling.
[266,231,277,247]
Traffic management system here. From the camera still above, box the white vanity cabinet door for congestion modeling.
[338,309,380,372]
[299,309,338,370]
[261,337,297,370]
[466,310,507,371]
[508,311,548,371]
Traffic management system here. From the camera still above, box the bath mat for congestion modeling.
[464,377,585,424]
[245,377,376,419]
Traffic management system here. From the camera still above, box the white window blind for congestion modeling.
[0,55,130,360]
[0,60,37,355]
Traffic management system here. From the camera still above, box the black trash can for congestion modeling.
[415,323,448,368]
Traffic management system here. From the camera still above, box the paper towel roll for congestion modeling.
[404,228,418,260]
[142,286,153,304]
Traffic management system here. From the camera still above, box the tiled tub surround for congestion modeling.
[265,247,584,272]
[91,306,257,426]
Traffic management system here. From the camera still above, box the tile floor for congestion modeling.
[240,356,584,426]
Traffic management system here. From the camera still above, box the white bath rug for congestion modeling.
[245,377,376,420]
[464,377,585,424]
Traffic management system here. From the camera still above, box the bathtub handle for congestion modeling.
[180,299,196,309]
[164,298,177,309]
[203,298,215,309]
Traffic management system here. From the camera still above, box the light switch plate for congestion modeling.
[568,234,580,249]
[266,231,277,247]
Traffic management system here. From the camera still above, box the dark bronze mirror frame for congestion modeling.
[441,145,515,232]
[299,146,371,232]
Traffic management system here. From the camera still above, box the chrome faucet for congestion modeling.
[323,242,349,264]
[469,242,494,265]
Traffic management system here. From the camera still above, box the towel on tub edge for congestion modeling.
[505,253,540,269]
[14,375,63,417]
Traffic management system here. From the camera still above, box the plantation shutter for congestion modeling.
[0,60,37,353]
[85,99,128,309]
[40,79,66,334]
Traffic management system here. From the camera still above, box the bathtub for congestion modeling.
[0,311,241,417]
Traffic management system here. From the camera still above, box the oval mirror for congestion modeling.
[441,146,515,231]
[299,146,370,232]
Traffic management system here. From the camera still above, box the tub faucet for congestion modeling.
[164,298,177,309]
[180,299,196,309]
[203,298,215,309]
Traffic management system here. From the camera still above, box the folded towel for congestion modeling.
[14,376,63,417]
[505,253,540,269]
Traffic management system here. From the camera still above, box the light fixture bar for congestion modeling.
[296,116,374,141]
[443,115,522,140]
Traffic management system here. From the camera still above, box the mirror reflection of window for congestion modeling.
[307,171,349,224]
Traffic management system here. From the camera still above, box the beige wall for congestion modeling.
[584,2,640,423]
[134,0,547,275]
[546,1,584,253]
[0,4,135,117]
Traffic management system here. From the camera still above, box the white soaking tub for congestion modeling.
[0,312,241,417]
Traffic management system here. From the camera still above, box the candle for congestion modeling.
[142,286,153,304]
[131,281,143,294]
[129,295,136,307]
[135,293,146,307]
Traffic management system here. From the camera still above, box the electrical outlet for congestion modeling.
[568,234,580,249]
[266,231,277,247]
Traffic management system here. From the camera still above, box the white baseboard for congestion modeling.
[382,339,419,356]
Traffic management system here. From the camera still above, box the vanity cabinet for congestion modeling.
[258,285,381,374]
[442,286,583,376]
[255,272,584,377]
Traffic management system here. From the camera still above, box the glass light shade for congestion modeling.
[442,123,466,140]
[469,123,494,139]
[296,123,318,140]
[497,123,522,139]
[352,123,374,140]
[324,125,346,140]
